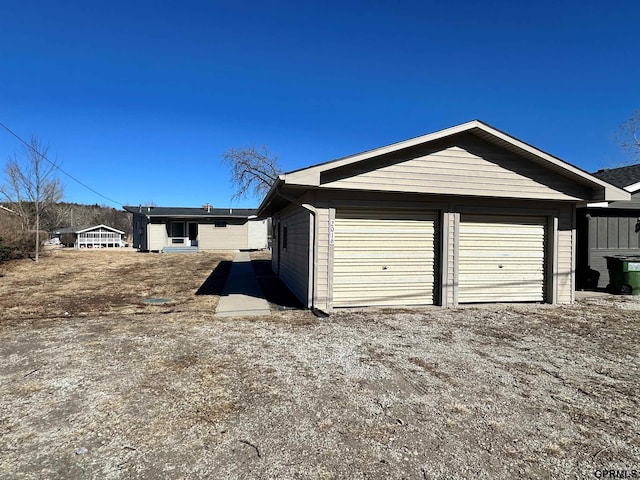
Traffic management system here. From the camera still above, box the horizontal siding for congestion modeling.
[247,219,268,249]
[149,224,166,251]
[447,212,456,306]
[557,207,574,303]
[199,221,248,250]
[316,206,330,311]
[278,205,310,306]
[323,145,588,201]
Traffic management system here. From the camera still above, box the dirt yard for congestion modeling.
[0,250,638,479]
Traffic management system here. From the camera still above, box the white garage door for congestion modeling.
[458,215,547,303]
[333,209,437,307]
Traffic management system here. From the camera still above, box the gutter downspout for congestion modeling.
[275,188,319,312]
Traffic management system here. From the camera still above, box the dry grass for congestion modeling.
[0,248,233,321]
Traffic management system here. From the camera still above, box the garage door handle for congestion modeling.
[382,266,388,270]
[498,265,504,269]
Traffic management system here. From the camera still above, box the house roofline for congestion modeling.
[123,205,257,219]
[75,224,125,234]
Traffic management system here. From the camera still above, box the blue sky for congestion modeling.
[1,0,638,208]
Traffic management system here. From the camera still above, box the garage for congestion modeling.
[458,215,547,303]
[333,209,437,307]
[257,120,629,311]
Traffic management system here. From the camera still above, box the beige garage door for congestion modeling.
[333,209,437,307]
[458,215,546,303]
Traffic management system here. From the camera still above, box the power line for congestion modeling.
[0,120,124,207]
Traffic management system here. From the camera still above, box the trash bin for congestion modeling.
[604,255,640,295]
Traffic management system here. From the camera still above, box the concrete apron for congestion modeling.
[215,251,271,317]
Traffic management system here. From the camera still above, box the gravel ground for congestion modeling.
[1,294,638,479]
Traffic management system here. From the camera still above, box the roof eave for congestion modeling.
[279,120,632,203]
[256,176,285,217]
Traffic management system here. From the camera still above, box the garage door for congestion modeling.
[458,215,547,303]
[333,209,437,307]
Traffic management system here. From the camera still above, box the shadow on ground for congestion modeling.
[194,259,304,310]
[195,261,233,296]
[251,259,305,309]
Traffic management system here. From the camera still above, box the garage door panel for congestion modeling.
[334,274,436,284]
[459,216,546,303]
[333,209,437,307]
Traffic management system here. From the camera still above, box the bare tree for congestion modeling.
[618,111,640,163]
[0,136,64,262]
[222,145,281,200]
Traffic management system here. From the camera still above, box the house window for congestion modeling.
[214,221,227,228]
[170,222,185,237]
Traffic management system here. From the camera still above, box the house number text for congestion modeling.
[329,220,335,246]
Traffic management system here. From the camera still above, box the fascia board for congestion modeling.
[474,124,630,202]
[283,121,481,182]
[256,177,285,217]
[624,182,640,193]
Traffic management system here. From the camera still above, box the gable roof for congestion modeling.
[592,164,640,192]
[76,224,125,234]
[258,120,629,215]
[123,206,257,218]
[54,225,125,234]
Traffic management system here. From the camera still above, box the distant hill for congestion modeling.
[47,202,132,237]
[0,201,132,237]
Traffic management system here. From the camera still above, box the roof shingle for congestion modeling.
[592,164,640,189]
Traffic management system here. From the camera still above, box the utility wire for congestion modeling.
[0,120,124,207]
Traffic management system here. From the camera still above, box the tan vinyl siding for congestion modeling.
[148,223,167,251]
[557,206,574,303]
[333,209,436,307]
[315,205,331,311]
[323,145,588,201]
[278,205,311,306]
[198,220,248,250]
[247,219,268,249]
[445,212,457,307]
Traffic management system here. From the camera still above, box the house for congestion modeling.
[256,120,629,312]
[53,224,127,249]
[576,164,640,289]
[123,206,268,252]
